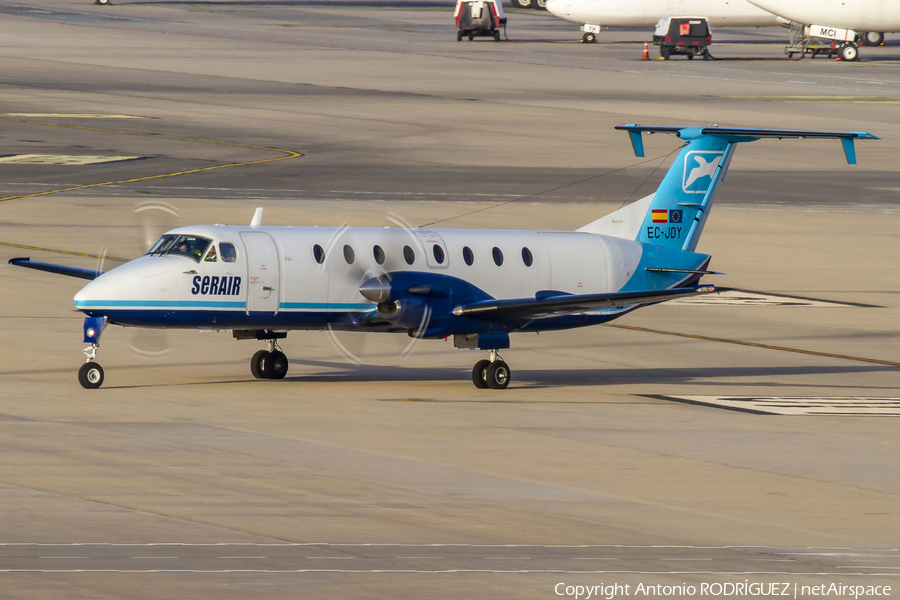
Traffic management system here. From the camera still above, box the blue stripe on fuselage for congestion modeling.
[74,300,376,311]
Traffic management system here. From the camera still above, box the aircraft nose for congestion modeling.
[545,0,569,17]
[358,276,392,303]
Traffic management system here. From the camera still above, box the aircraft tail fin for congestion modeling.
[612,125,878,252]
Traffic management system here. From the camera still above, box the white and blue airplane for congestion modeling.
[9,125,876,390]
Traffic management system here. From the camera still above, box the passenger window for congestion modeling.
[313,244,325,264]
[373,245,385,265]
[403,245,415,265]
[492,247,503,266]
[462,246,474,266]
[343,244,355,265]
[204,246,218,262]
[521,247,533,267]
[432,245,445,264]
[220,242,238,263]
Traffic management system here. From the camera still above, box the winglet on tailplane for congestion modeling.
[580,125,878,252]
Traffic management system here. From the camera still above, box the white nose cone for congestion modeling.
[545,0,569,18]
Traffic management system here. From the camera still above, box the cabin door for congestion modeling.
[241,232,281,314]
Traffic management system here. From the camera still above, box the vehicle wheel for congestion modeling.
[703,49,711,60]
[534,0,547,9]
[660,46,671,60]
[468,35,475,41]
[582,32,596,44]
[96,0,110,4]
[250,350,269,379]
[686,53,694,60]
[78,362,104,389]
[864,31,884,46]
[472,359,490,389]
[485,361,511,390]
[267,351,289,379]
[457,31,463,42]
[510,0,531,7]
[839,43,859,62]
[493,30,501,42]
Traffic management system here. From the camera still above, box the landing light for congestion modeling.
[86,328,96,337]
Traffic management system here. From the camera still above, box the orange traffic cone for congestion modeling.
[641,41,650,60]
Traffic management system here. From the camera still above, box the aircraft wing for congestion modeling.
[8,257,103,281]
[452,285,719,320]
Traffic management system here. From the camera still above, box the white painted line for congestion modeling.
[305,557,356,560]
[0,569,898,575]
[572,558,621,560]
[129,556,179,559]
[219,556,268,559]
[664,396,900,416]
[396,556,444,559]
[1,113,145,119]
[662,558,713,561]
[2,543,897,550]
[670,290,856,307]
[39,556,88,559]
[484,557,533,560]
[0,154,141,165]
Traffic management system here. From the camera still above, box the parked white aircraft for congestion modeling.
[545,0,786,42]
[9,126,876,390]
[748,0,896,57]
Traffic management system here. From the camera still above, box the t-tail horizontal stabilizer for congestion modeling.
[611,125,878,253]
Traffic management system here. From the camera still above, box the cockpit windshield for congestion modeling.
[146,234,212,262]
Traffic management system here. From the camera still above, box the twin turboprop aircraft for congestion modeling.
[9,125,876,389]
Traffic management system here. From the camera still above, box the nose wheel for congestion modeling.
[78,360,104,389]
[472,351,511,389]
[250,340,289,379]
[77,317,109,389]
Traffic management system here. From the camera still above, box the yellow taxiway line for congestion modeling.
[607,323,900,368]
[0,241,128,262]
[0,117,303,204]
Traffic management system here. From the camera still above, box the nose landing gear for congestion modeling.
[472,349,510,389]
[250,338,289,379]
[78,316,108,389]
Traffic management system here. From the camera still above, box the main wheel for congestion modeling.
[265,351,289,380]
[863,31,884,46]
[534,0,547,9]
[78,362,104,389]
[250,350,269,379]
[96,0,111,4]
[840,43,859,62]
[472,359,491,389]
[582,32,596,44]
[457,30,463,42]
[485,361,511,390]
[510,0,532,7]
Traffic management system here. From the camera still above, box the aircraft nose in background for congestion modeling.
[545,0,570,18]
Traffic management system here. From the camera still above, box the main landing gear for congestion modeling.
[472,349,510,390]
[250,339,289,379]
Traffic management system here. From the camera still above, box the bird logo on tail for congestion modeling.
[683,152,722,193]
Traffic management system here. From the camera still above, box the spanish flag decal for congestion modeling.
[651,209,668,223]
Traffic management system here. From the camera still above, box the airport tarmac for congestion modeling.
[0,1,899,598]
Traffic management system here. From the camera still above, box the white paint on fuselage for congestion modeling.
[747,0,900,32]
[546,0,785,28]
[74,225,645,318]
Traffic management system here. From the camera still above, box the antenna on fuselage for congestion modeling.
[250,207,263,229]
